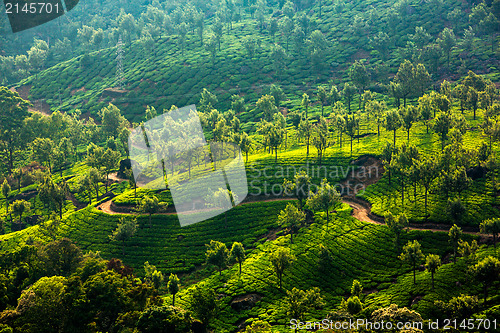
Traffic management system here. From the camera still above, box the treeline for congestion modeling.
[0,237,209,332]
[1,0,499,88]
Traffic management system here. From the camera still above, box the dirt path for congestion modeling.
[95,192,492,238]
[94,160,493,238]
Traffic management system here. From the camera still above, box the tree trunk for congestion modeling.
[425,187,428,215]
[401,174,405,208]
[350,137,353,157]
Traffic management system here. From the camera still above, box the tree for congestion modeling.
[458,239,478,263]
[124,168,137,198]
[306,179,340,231]
[370,31,391,60]
[1,179,10,212]
[400,105,419,142]
[317,86,329,117]
[480,218,500,249]
[381,142,396,185]
[283,171,311,209]
[448,224,463,263]
[268,124,284,163]
[189,286,218,330]
[366,100,386,136]
[425,254,441,289]
[270,43,287,78]
[111,217,137,255]
[256,94,278,121]
[205,187,238,227]
[448,197,466,225]
[399,240,424,284]
[31,137,55,172]
[437,28,456,68]
[12,167,23,193]
[242,36,257,58]
[433,112,452,151]
[385,212,408,246]
[466,87,479,120]
[269,19,278,41]
[144,261,163,290]
[239,132,252,163]
[342,83,357,113]
[100,148,121,193]
[270,247,295,289]
[394,60,415,108]
[49,180,68,219]
[12,200,30,226]
[473,256,500,301]
[301,93,310,119]
[98,103,128,139]
[205,34,218,64]
[434,294,479,320]
[199,88,218,113]
[40,238,83,276]
[414,63,430,97]
[285,287,324,329]
[230,242,245,275]
[298,119,313,156]
[245,320,272,333]
[384,109,402,146]
[350,279,363,298]
[14,276,68,332]
[349,61,370,110]
[345,114,359,157]
[415,157,437,214]
[212,18,223,50]
[269,85,285,107]
[136,305,192,333]
[362,90,373,114]
[277,203,306,243]
[312,117,328,164]
[279,17,293,50]
[167,273,180,306]
[418,94,435,133]
[138,195,160,227]
[205,240,229,275]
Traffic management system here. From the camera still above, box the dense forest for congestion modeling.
[0,0,499,331]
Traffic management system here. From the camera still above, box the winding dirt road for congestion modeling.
[97,157,492,238]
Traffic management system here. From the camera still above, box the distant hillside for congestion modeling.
[12,0,499,123]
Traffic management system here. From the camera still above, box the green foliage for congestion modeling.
[136,305,192,333]
[270,246,295,290]
[399,240,424,284]
[284,287,324,320]
[277,203,305,243]
[167,274,180,306]
[205,240,229,276]
[189,286,218,328]
[473,256,500,301]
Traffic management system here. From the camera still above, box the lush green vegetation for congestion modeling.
[0,0,500,331]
